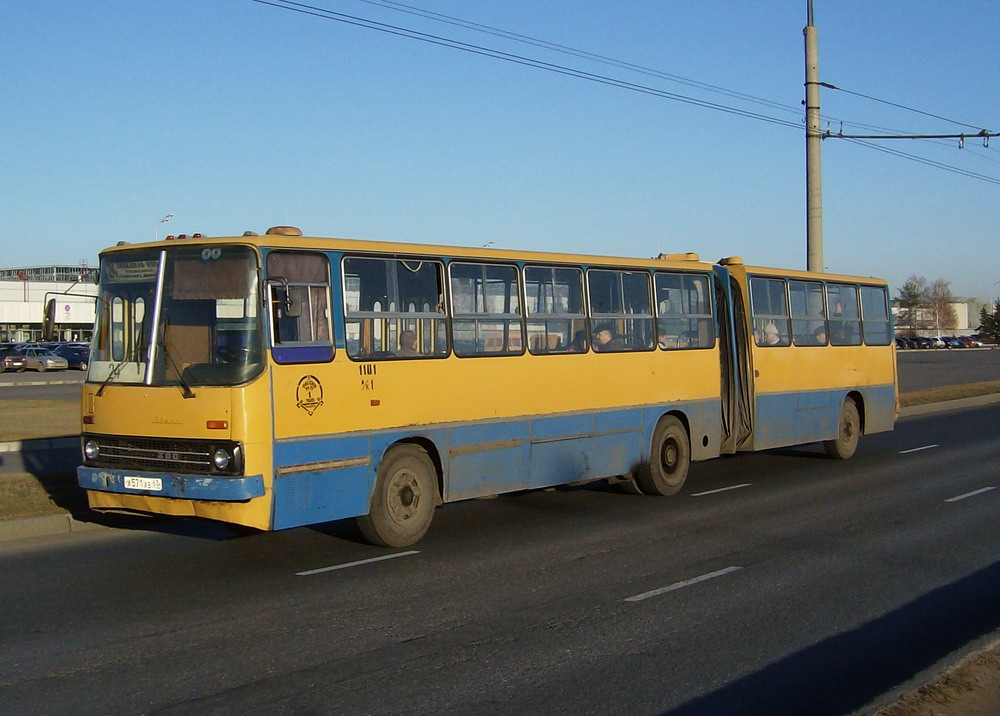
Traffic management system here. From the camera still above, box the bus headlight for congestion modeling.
[84,440,100,460]
[213,448,232,470]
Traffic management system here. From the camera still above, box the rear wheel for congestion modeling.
[824,399,860,460]
[358,444,438,547]
[635,416,690,496]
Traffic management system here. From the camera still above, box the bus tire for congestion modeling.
[824,399,860,460]
[357,444,437,547]
[636,416,690,496]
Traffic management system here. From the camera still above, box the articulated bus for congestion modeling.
[77,227,897,546]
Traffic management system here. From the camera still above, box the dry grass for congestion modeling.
[899,381,1000,407]
[0,399,80,442]
[0,471,87,521]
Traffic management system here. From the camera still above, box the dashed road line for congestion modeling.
[899,444,939,454]
[296,550,420,576]
[625,566,743,603]
[691,483,751,497]
[945,486,996,503]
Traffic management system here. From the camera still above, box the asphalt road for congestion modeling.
[1,402,998,714]
[895,346,1000,392]
[0,370,84,401]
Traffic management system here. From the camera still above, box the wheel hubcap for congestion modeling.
[662,439,678,474]
[388,469,423,524]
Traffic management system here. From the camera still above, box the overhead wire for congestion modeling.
[251,0,803,130]
[253,0,999,185]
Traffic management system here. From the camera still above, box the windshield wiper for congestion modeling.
[95,357,129,397]
[160,320,196,399]
[96,318,148,397]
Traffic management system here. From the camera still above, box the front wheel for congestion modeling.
[635,416,690,496]
[358,444,438,547]
[824,399,860,460]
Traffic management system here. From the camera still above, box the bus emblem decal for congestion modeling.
[296,375,324,416]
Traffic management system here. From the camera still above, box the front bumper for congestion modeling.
[78,466,265,501]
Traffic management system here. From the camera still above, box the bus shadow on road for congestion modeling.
[664,561,1000,716]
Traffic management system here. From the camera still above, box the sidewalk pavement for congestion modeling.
[2,392,1000,545]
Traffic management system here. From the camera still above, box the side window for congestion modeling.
[111,296,125,361]
[524,265,587,354]
[860,285,892,345]
[827,283,861,346]
[266,252,333,364]
[450,262,523,357]
[343,257,447,360]
[587,269,654,352]
[789,280,827,346]
[750,277,790,346]
[654,272,714,350]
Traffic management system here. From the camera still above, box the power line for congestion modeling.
[347,0,805,120]
[841,138,1000,185]
[252,0,1000,185]
[820,82,988,132]
[251,0,803,130]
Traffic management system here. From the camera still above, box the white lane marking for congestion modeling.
[296,550,420,576]
[945,487,997,503]
[691,483,751,497]
[899,444,939,454]
[625,566,743,603]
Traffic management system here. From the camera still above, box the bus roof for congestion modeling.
[99,231,886,284]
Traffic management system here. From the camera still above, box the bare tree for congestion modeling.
[928,279,957,333]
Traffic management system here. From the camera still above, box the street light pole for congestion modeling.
[155,213,173,241]
[804,0,824,272]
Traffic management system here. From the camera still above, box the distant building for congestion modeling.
[0,265,98,343]
[891,297,986,337]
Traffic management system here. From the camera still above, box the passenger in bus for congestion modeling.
[568,330,588,353]
[813,326,827,345]
[396,330,419,357]
[593,325,624,352]
[763,323,782,345]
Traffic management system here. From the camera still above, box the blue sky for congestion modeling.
[4,1,998,300]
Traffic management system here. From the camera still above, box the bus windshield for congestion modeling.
[90,245,264,387]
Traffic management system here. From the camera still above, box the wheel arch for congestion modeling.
[655,409,692,449]
[383,435,444,506]
[845,390,866,435]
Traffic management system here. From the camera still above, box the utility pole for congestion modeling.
[804,0,823,272]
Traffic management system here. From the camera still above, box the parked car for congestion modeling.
[20,347,69,372]
[52,344,89,370]
[0,349,28,373]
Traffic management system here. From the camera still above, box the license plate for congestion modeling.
[124,476,163,492]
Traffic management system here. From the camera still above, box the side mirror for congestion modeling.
[42,298,56,341]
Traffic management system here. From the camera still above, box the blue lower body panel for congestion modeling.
[77,466,265,501]
[752,384,896,451]
[270,400,720,529]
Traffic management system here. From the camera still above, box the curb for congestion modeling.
[899,392,1000,417]
[0,512,112,542]
[0,379,85,388]
[0,436,78,454]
